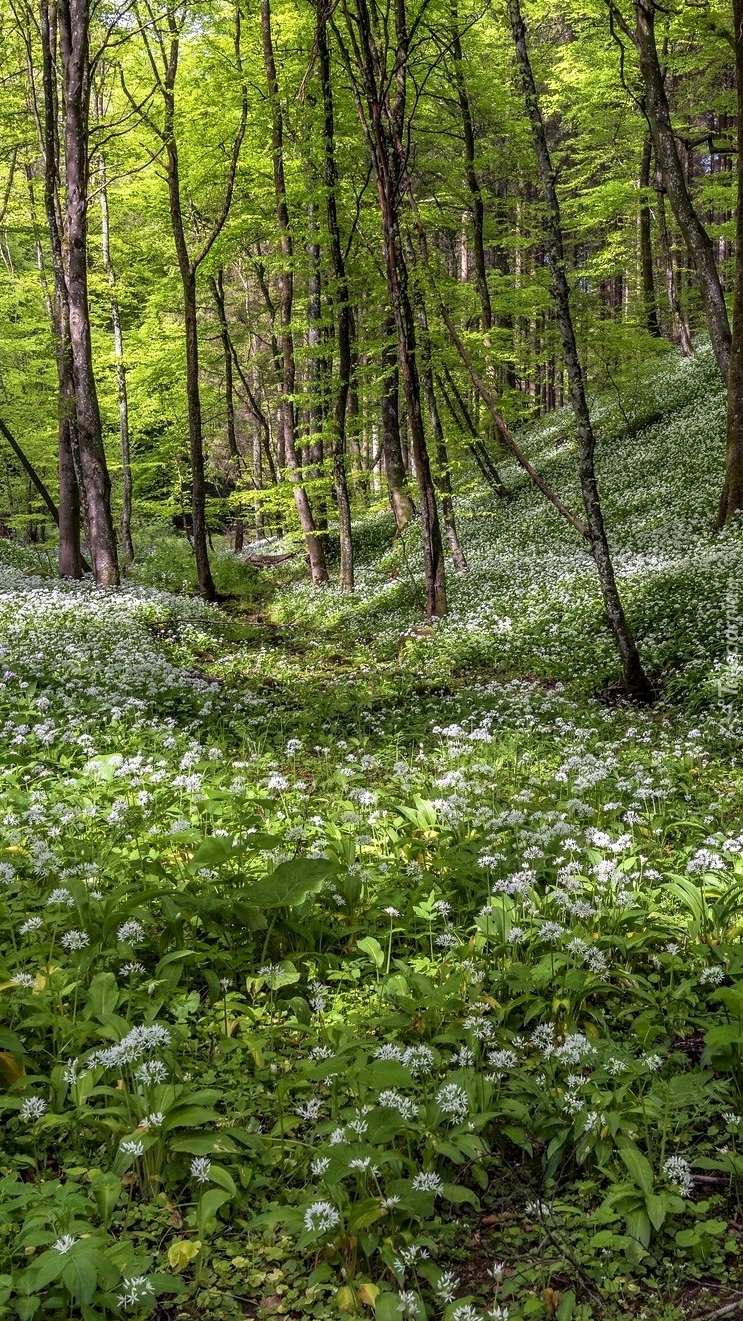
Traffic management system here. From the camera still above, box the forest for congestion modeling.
[4,0,743,1318]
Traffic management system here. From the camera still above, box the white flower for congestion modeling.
[411,1171,443,1195]
[47,887,75,907]
[19,917,43,934]
[20,1097,47,1122]
[296,1098,323,1121]
[141,1111,164,1129]
[700,965,726,985]
[117,920,145,944]
[190,1157,212,1184]
[435,1270,460,1303]
[311,1156,331,1176]
[397,1292,421,1316]
[61,929,89,951]
[303,1200,340,1233]
[663,1155,693,1196]
[117,1275,155,1310]
[120,1139,145,1157]
[451,1306,480,1321]
[436,1082,469,1122]
[52,1235,77,1254]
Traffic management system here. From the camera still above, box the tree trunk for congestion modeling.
[381,314,415,529]
[639,132,661,338]
[343,0,446,617]
[510,0,652,702]
[209,270,245,553]
[261,0,328,584]
[716,0,743,527]
[317,2,354,590]
[58,0,120,586]
[39,0,82,580]
[411,279,467,571]
[97,121,134,565]
[632,0,730,379]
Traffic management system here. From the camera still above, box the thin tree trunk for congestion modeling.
[318,1,354,590]
[39,0,82,581]
[639,132,661,338]
[261,0,328,584]
[511,0,652,702]
[655,172,693,354]
[716,0,743,527]
[97,118,134,564]
[628,0,730,379]
[411,276,467,571]
[209,270,244,552]
[381,313,415,528]
[340,0,446,616]
[0,418,60,524]
[58,0,120,586]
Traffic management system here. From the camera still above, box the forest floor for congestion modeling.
[4,343,743,1321]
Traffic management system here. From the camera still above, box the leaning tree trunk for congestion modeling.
[58,0,119,586]
[632,0,730,379]
[510,0,652,702]
[717,0,743,527]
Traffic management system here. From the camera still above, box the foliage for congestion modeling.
[2,348,743,1319]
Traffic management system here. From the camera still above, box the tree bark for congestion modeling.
[209,270,244,552]
[261,0,328,584]
[57,0,120,586]
[510,0,653,702]
[638,132,661,338]
[39,0,82,580]
[317,2,354,590]
[97,111,134,565]
[381,313,415,529]
[717,0,743,527]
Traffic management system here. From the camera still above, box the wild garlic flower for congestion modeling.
[662,1155,693,1196]
[435,1270,460,1303]
[117,1276,155,1310]
[20,1096,47,1122]
[120,1139,145,1158]
[117,920,145,944]
[52,1236,77,1254]
[303,1200,340,1233]
[61,930,90,951]
[435,1082,469,1122]
[190,1157,212,1184]
[411,1171,443,1195]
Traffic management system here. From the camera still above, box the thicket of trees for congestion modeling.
[0,0,741,697]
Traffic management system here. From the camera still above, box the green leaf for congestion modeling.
[357,936,385,969]
[208,1164,237,1195]
[617,1140,654,1194]
[243,858,331,908]
[557,1290,576,1321]
[442,1183,480,1207]
[84,972,119,1021]
[645,1192,667,1231]
[61,1252,98,1306]
[90,1171,122,1227]
[197,1188,232,1234]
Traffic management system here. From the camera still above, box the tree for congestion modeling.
[509,0,652,702]
[124,0,247,599]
